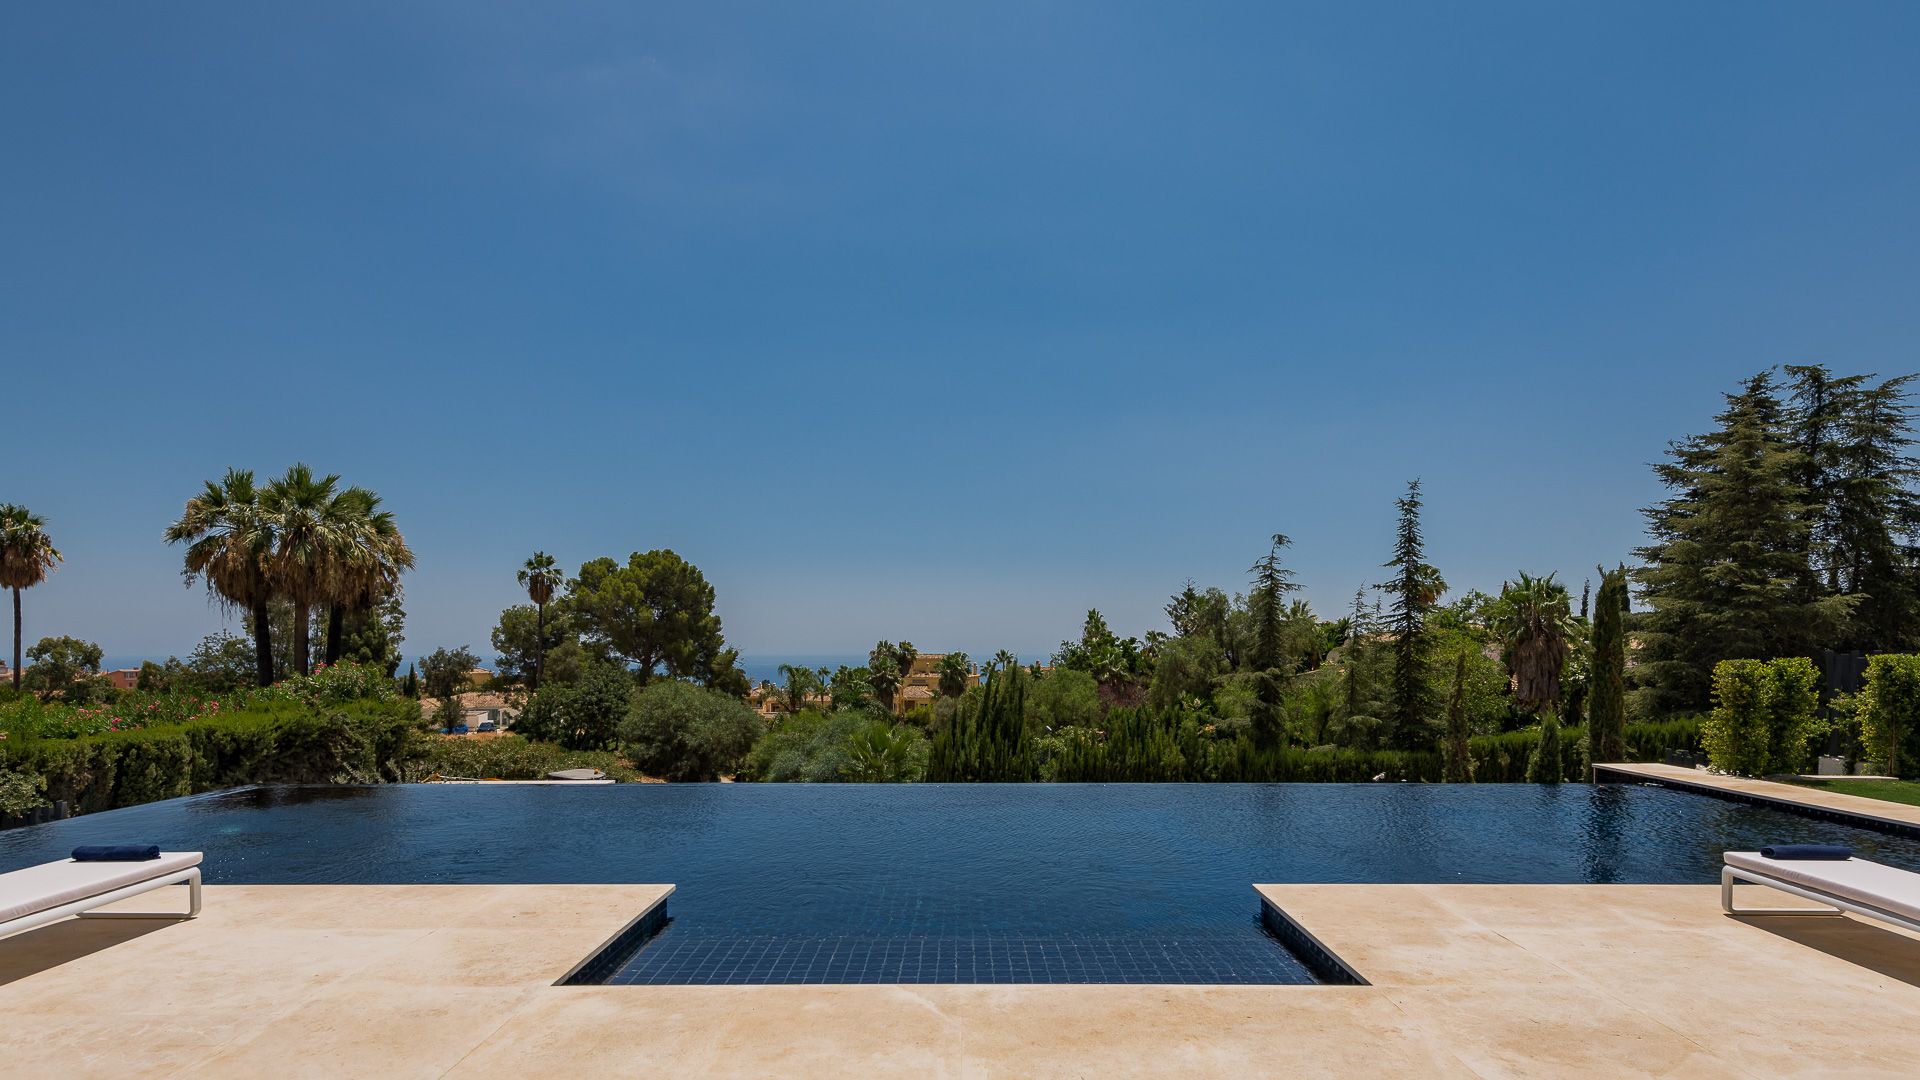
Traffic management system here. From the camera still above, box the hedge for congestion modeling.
[1700,658,1821,777]
[0,700,420,817]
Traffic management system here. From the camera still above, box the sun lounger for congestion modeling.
[1722,850,1920,933]
[0,851,203,940]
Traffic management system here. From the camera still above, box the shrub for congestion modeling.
[1525,713,1563,784]
[1858,653,1920,778]
[619,680,764,781]
[412,734,639,782]
[742,708,869,782]
[262,662,396,707]
[844,721,926,782]
[0,767,45,817]
[516,663,632,750]
[1701,658,1822,776]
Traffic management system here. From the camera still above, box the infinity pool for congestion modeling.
[5,783,1917,984]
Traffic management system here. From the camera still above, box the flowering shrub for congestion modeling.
[259,662,396,708]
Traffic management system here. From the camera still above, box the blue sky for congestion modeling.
[4,2,1918,666]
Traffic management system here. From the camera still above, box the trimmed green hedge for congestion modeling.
[0,700,420,816]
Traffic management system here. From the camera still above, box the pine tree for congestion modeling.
[1246,533,1299,750]
[1588,565,1629,765]
[1442,649,1473,783]
[1792,367,1920,652]
[1380,480,1435,750]
[1633,373,1854,713]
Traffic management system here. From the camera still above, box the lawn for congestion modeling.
[1784,777,1920,809]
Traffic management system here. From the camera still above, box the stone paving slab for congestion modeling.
[3,882,1919,1076]
[1597,761,1920,830]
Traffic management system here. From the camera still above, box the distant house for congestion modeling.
[102,669,142,691]
[747,683,828,720]
[465,668,494,688]
[419,690,522,732]
[892,653,977,716]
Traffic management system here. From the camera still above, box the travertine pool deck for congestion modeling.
[3,881,1919,1077]
[1598,761,1920,832]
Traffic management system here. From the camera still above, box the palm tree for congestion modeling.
[517,552,564,689]
[776,662,823,714]
[323,488,414,667]
[937,652,973,698]
[0,505,62,691]
[164,471,277,687]
[866,655,902,714]
[261,464,355,676]
[1493,572,1577,716]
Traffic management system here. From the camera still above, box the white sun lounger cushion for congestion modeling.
[1723,850,1920,924]
[0,852,204,924]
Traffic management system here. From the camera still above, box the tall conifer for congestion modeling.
[1381,480,1435,749]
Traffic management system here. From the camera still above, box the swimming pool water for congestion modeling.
[5,783,1917,985]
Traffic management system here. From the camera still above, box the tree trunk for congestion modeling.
[532,601,545,691]
[325,604,344,667]
[292,601,311,676]
[10,588,21,690]
[251,597,274,687]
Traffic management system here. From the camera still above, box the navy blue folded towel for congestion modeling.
[71,845,161,862]
[1760,844,1852,861]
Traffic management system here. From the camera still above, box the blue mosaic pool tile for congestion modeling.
[597,925,1317,985]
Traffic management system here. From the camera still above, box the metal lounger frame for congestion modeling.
[1721,864,1920,934]
[0,867,201,941]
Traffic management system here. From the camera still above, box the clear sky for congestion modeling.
[4,2,1918,667]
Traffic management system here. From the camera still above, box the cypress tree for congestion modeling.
[1588,565,1629,765]
[1381,480,1436,750]
[1632,373,1853,713]
[927,664,1033,781]
[1526,710,1563,784]
[1442,649,1473,783]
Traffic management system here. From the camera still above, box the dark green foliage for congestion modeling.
[22,635,104,694]
[335,589,406,677]
[936,653,973,699]
[1246,534,1300,750]
[1380,480,1437,750]
[1525,712,1563,784]
[741,708,873,782]
[928,666,1034,782]
[1050,708,1190,782]
[567,550,745,689]
[1024,668,1102,731]
[492,604,590,687]
[1055,610,1144,691]
[1634,372,1864,712]
[1442,650,1473,782]
[1588,566,1629,763]
[618,679,765,781]
[1787,366,1920,653]
[844,721,926,782]
[0,700,420,817]
[402,663,418,698]
[1858,653,1920,777]
[514,662,632,750]
[419,645,480,701]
